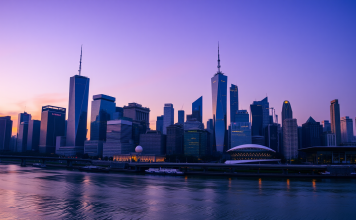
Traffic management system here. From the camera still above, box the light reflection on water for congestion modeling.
[0,164,355,219]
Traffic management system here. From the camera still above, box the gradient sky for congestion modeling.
[1,0,355,136]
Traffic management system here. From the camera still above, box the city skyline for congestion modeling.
[1,1,356,137]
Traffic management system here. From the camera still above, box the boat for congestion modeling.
[321,171,330,175]
[32,163,46,168]
[77,166,110,173]
[145,167,184,175]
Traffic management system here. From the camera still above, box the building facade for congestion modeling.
[17,112,31,139]
[66,75,90,147]
[163,104,174,135]
[281,101,293,126]
[192,96,203,123]
[27,120,41,152]
[321,120,331,132]
[250,104,263,136]
[166,123,184,155]
[264,124,279,152]
[156,115,164,134]
[90,94,116,141]
[139,130,166,155]
[0,116,13,151]
[341,116,353,144]
[330,99,341,145]
[39,106,66,153]
[283,118,298,160]
[123,103,150,128]
[17,122,28,152]
[230,84,239,123]
[302,117,323,149]
[230,122,252,148]
[178,110,185,125]
[184,129,208,157]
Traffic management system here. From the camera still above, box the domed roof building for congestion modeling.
[226,144,278,163]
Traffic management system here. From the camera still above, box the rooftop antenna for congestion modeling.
[78,45,82,76]
[217,42,221,73]
[181,104,184,110]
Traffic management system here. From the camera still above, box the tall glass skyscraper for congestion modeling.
[0,116,13,151]
[330,99,341,145]
[230,84,238,123]
[90,94,116,141]
[282,100,293,126]
[156,115,164,133]
[250,104,263,136]
[163,104,174,135]
[211,44,227,153]
[66,75,90,146]
[17,112,31,138]
[251,97,270,133]
[192,96,202,123]
[178,110,184,125]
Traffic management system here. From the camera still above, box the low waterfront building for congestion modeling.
[113,146,165,162]
[299,146,356,164]
[84,140,104,157]
[139,130,165,155]
[226,144,276,161]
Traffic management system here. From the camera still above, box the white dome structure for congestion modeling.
[135,145,143,153]
[227,144,276,153]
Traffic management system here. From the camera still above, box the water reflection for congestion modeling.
[0,165,355,219]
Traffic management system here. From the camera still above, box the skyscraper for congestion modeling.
[330,99,341,145]
[163,104,174,135]
[66,47,90,147]
[340,116,353,143]
[16,122,28,152]
[123,103,150,128]
[27,119,41,152]
[281,100,293,126]
[283,118,298,160]
[0,116,12,151]
[90,94,116,141]
[39,106,66,153]
[192,96,203,123]
[17,112,31,138]
[250,104,263,136]
[321,120,331,132]
[140,130,166,155]
[178,110,184,125]
[230,122,252,148]
[302,117,323,148]
[211,44,227,153]
[166,123,184,155]
[230,84,238,123]
[156,116,164,133]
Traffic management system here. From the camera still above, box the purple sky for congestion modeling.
[1,0,355,136]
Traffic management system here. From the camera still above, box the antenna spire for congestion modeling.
[217,42,221,73]
[78,45,82,76]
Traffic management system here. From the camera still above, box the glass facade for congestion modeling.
[250,104,263,136]
[17,122,28,152]
[252,97,269,134]
[0,116,13,151]
[40,106,66,153]
[66,75,90,146]
[302,117,323,148]
[236,110,249,123]
[281,100,293,125]
[211,73,227,152]
[90,94,116,141]
[300,147,356,164]
[178,110,184,125]
[156,115,164,134]
[230,84,238,123]
[264,124,279,152]
[184,130,208,157]
[163,104,174,135]
[230,122,252,148]
[17,112,31,138]
[330,99,341,145]
[192,96,202,123]
[27,120,41,152]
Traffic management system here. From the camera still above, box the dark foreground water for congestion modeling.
[0,165,355,220]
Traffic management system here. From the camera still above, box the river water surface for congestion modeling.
[0,164,355,219]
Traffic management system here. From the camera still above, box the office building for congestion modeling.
[321,120,331,132]
[123,103,150,128]
[178,110,185,125]
[252,97,270,133]
[184,129,208,157]
[230,84,238,123]
[341,116,353,143]
[235,110,249,123]
[163,103,174,135]
[66,73,90,147]
[281,101,293,126]
[39,106,66,154]
[211,44,227,152]
[84,140,104,157]
[90,94,116,141]
[302,117,323,148]
[102,119,134,157]
[166,123,184,155]
[139,130,166,155]
[113,107,123,119]
[156,116,164,134]
[10,136,17,152]
[264,124,279,152]
[192,96,202,123]
[27,120,40,152]
[324,133,336,146]
[17,112,31,138]
[250,104,263,136]
[230,122,252,148]
[184,118,204,131]
[283,119,298,160]
[207,119,213,132]
[330,99,341,145]
[0,116,13,151]
[16,122,28,152]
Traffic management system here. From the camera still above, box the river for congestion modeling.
[0,164,355,219]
